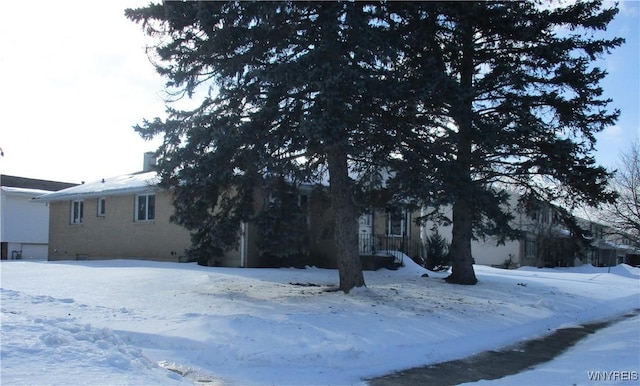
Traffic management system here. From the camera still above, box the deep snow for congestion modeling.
[1,258,638,385]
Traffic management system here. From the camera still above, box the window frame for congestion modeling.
[97,197,106,217]
[524,235,536,258]
[386,207,408,237]
[70,200,84,224]
[298,193,310,225]
[135,193,156,222]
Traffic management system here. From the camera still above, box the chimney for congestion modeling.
[143,152,156,172]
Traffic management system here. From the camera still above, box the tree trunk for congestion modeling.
[327,146,365,293]
[446,15,477,285]
[446,198,478,284]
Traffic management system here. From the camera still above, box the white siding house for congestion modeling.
[421,193,640,268]
[1,175,77,260]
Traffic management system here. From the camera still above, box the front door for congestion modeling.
[358,213,373,254]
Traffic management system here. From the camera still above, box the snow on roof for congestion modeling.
[1,186,53,197]
[34,172,160,202]
[590,238,639,251]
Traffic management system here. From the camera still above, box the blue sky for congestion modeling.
[0,0,638,184]
[594,0,640,168]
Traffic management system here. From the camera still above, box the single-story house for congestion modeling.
[34,155,424,268]
[34,171,196,263]
[1,174,77,260]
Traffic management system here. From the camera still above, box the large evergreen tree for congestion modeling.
[255,176,310,267]
[387,1,621,284]
[126,2,398,292]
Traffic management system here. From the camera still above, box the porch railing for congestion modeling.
[358,234,425,266]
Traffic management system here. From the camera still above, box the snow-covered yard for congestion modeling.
[1,258,638,385]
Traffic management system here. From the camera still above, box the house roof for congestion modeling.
[0,174,78,191]
[34,172,159,202]
[1,186,54,197]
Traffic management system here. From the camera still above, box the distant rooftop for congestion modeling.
[0,175,78,192]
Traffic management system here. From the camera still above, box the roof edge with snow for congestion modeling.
[34,172,160,202]
[1,186,53,197]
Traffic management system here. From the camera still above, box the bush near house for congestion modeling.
[426,229,450,271]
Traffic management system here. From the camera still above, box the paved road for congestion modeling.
[366,310,640,386]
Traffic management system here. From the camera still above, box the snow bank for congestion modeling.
[1,260,638,385]
[0,289,186,385]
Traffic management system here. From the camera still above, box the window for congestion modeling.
[386,207,408,237]
[540,207,549,224]
[71,200,83,224]
[298,194,308,211]
[97,197,106,217]
[136,194,155,221]
[298,193,310,225]
[359,212,372,227]
[524,236,536,258]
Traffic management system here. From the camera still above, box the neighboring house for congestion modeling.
[34,154,425,268]
[576,218,640,267]
[422,194,640,268]
[0,175,77,260]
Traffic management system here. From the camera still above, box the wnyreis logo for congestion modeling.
[587,371,639,382]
